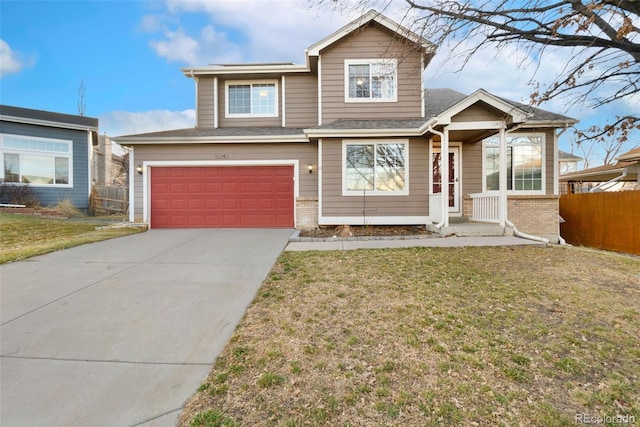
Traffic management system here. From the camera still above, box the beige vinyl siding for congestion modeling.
[320,24,423,123]
[452,103,503,122]
[132,142,318,218]
[197,77,215,128]
[321,137,429,218]
[285,74,318,128]
[217,78,282,128]
[461,140,483,195]
[543,129,555,194]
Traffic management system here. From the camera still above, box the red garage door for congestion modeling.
[151,166,294,228]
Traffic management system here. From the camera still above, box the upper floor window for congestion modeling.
[345,59,397,102]
[1,134,72,187]
[226,80,278,117]
[484,134,544,193]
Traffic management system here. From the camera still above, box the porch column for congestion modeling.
[498,125,507,227]
[441,126,450,228]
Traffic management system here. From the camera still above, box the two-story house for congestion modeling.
[116,10,577,243]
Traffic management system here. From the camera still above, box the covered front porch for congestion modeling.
[426,193,509,237]
[422,89,562,241]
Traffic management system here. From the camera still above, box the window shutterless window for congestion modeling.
[344,140,408,195]
[484,134,544,193]
[1,134,72,186]
[226,81,278,117]
[345,59,397,102]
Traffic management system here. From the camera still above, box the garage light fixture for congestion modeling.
[307,163,313,174]
[136,164,143,175]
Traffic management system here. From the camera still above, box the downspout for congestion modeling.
[554,124,571,242]
[427,123,446,229]
[506,219,550,244]
[504,123,552,244]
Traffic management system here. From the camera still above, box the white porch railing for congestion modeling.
[429,193,443,224]
[470,193,500,223]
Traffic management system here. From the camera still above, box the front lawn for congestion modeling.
[0,212,146,263]
[180,245,639,426]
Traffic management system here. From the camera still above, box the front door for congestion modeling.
[432,146,460,213]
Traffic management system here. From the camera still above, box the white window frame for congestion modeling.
[0,133,73,188]
[344,59,398,103]
[225,80,279,118]
[482,132,546,195]
[342,139,409,196]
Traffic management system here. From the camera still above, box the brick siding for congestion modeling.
[508,196,560,243]
[463,195,560,243]
[296,197,318,229]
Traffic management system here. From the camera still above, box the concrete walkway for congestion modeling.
[0,228,292,427]
[285,235,547,251]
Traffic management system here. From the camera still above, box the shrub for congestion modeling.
[56,199,84,217]
[0,181,40,207]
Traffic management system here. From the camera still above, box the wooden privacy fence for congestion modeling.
[89,185,128,215]
[560,190,640,255]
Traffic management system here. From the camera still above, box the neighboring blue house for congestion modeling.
[0,105,99,209]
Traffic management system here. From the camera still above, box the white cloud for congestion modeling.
[146,0,360,66]
[139,14,165,32]
[0,39,33,78]
[150,28,200,65]
[100,109,195,137]
[141,1,636,153]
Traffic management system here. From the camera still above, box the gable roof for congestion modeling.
[183,10,436,77]
[116,86,578,142]
[0,104,98,131]
[435,88,531,125]
[306,9,436,56]
[559,150,583,161]
[424,88,577,128]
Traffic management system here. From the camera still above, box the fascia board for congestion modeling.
[307,10,435,56]
[436,90,530,125]
[115,134,309,145]
[559,167,628,181]
[0,115,98,132]
[521,119,579,127]
[182,64,310,77]
[305,128,426,139]
[304,117,438,138]
[616,149,640,161]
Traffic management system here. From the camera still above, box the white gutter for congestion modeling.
[589,169,628,192]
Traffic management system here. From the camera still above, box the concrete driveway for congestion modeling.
[0,228,292,427]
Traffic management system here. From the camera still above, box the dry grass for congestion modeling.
[0,212,145,263]
[179,245,640,427]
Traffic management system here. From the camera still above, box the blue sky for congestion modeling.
[1,0,637,165]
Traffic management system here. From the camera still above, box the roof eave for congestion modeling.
[114,134,309,145]
[0,114,99,132]
[182,64,310,78]
[616,149,640,161]
[304,125,435,139]
[521,119,579,128]
[307,9,436,57]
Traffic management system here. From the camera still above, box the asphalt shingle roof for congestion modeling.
[116,127,306,138]
[0,104,98,128]
[116,87,577,139]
